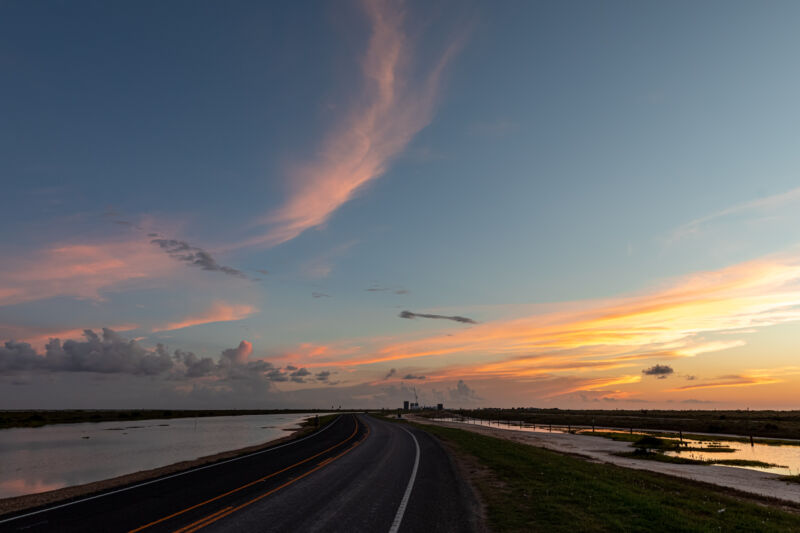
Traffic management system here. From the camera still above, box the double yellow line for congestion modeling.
[129,417,368,533]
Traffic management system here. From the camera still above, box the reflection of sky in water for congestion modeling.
[663,439,800,476]
[433,417,570,434]
[433,417,800,476]
[0,414,313,498]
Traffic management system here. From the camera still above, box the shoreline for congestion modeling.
[0,417,317,517]
[412,416,800,505]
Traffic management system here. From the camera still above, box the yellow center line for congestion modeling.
[128,417,361,533]
[177,421,372,533]
[171,506,232,533]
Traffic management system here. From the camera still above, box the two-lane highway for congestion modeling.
[0,415,480,532]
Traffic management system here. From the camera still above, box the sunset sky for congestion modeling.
[3,0,800,409]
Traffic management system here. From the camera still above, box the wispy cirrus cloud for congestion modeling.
[359,253,800,368]
[288,252,800,397]
[242,0,466,248]
[151,302,258,333]
[669,186,800,244]
[668,375,781,391]
[0,240,180,307]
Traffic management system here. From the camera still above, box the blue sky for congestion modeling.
[2,0,800,409]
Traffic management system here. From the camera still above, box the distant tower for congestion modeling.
[403,400,409,410]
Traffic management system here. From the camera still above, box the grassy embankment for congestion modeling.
[0,409,332,430]
[445,408,800,441]
[416,422,800,532]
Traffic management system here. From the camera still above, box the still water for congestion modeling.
[433,416,800,476]
[0,413,314,498]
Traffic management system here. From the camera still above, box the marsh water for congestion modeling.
[433,416,800,476]
[0,413,314,498]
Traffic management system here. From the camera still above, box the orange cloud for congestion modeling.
[152,302,257,332]
[243,0,465,248]
[351,255,800,368]
[0,240,180,306]
[278,253,800,403]
[669,375,781,391]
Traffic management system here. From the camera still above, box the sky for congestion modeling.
[2,0,800,410]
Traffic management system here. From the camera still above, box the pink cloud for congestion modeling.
[0,240,180,306]
[151,302,258,332]
[0,323,139,351]
[221,340,253,365]
[243,0,465,248]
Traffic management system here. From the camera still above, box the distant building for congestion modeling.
[436,403,443,410]
[403,400,409,410]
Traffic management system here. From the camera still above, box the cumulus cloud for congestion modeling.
[399,310,477,324]
[384,368,397,379]
[448,380,480,402]
[220,341,253,366]
[312,292,331,299]
[290,367,311,383]
[642,364,674,379]
[151,238,246,278]
[1,329,173,375]
[0,330,338,391]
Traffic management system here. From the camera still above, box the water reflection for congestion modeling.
[0,413,314,499]
[433,416,800,476]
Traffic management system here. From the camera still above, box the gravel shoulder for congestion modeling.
[411,416,800,504]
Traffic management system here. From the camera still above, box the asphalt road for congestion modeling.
[0,414,480,532]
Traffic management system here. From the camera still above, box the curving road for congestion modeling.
[0,414,480,533]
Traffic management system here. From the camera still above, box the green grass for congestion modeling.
[615,451,709,465]
[714,459,785,468]
[416,423,800,532]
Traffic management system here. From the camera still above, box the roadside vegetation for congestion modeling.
[0,409,333,430]
[432,408,800,441]
[416,423,800,532]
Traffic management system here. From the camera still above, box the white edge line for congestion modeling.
[0,414,342,525]
[388,426,420,533]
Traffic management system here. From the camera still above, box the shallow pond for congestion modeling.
[0,413,315,499]
[432,416,800,476]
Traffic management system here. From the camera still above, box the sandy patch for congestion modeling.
[0,420,312,517]
[412,417,800,505]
